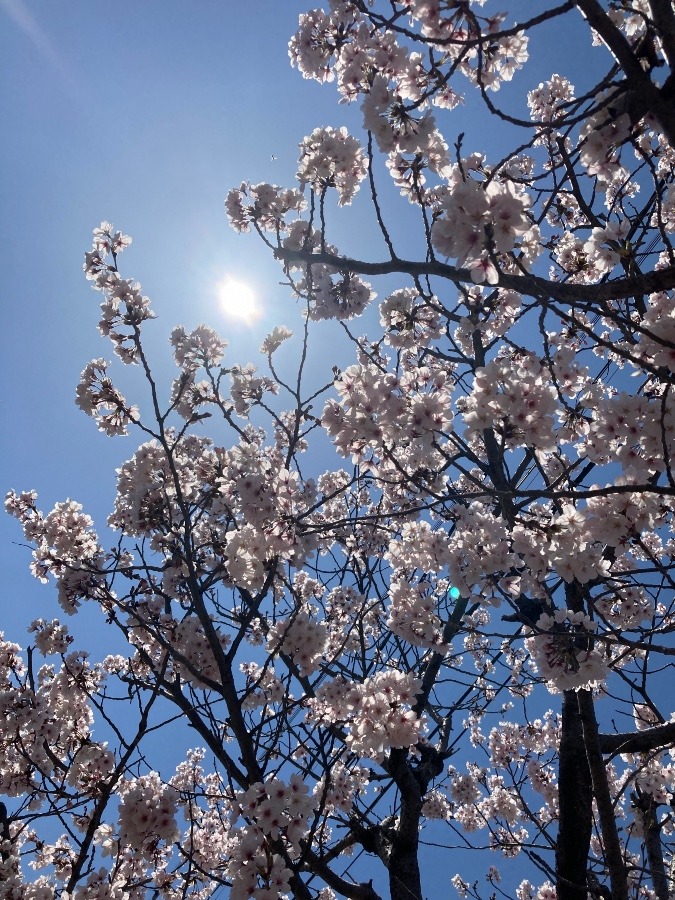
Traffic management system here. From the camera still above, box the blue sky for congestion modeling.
[0,0,608,775]
[0,3,613,894]
[0,1,604,557]
[1,0,341,634]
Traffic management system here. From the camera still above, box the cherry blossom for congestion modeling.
[7,3,675,899]
[296,126,368,205]
[118,773,180,856]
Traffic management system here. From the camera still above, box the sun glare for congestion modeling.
[218,278,260,323]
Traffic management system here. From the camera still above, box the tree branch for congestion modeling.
[599,721,675,755]
[574,0,675,144]
[577,690,629,900]
[557,691,594,900]
[300,846,383,900]
[275,246,675,304]
[634,792,670,900]
[649,0,675,70]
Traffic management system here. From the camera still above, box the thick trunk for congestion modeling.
[556,691,593,900]
[386,750,424,900]
[637,794,669,900]
[388,842,422,900]
[577,690,629,900]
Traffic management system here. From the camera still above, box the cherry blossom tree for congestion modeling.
[6,2,675,899]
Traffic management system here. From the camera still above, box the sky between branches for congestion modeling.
[0,0,605,630]
[0,2,645,896]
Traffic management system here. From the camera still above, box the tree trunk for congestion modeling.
[636,793,669,900]
[556,691,593,900]
[577,690,629,900]
[388,841,422,900]
[387,751,423,900]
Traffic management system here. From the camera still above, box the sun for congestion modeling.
[218,277,261,323]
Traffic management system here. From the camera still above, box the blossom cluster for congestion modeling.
[459,351,558,450]
[75,358,138,437]
[313,762,370,815]
[446,762,524,835]
[118,772,180,856]
[362,75,451,165]
[306,270,376,321]
[322,352,453,464]
[83,222,158,371]
[308,670,423,758]
[432,175,534,283]
[578,93,633,196]
[5,491,105,614]
[296,126,367,205]
[527,74,574,124]
[266,608,329,675]
[225,181,306,234]
[526,609,607,693]
[171,323,227,370]
[0,635,103,802]
[290,2,528,103]
[385,520,460,648]
[126,600,231,689]
[379,288,444,349]
[222,776,315,900]
[240,662,287,710]
[27,619,72,656]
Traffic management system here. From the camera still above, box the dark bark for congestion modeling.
[556,691,594,900]
[387,751,423,900]
[648,0,675,70]
[598,721,675,755]
[578,691,629,900]
[634,793,670,900]
[0,802,10,862]
[301,846,383,900]
[388,847,422,900]
[574,0,675,146]
[275,247,675,306]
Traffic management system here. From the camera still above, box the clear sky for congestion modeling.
[1,2,610,893]
[0,0,608,756]
[0,0,602,542]
[1,0,346,636]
